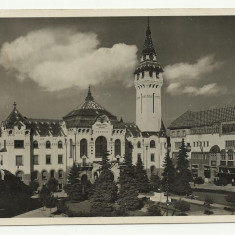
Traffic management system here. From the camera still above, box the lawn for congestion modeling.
[193,191,230,206]
[66,200,91,214]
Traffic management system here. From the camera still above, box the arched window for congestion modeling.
[42,170,47,180]
[58,170,63,179]
[228,149,234,161]
[150,166,155,175]
[150,140,155,148]
[58,140,63,149]
[46,141,51,149]
[137,141,141,148]
[80,139,88,157]
[115,139,121,156]
[95,136,107,158]
[16,171,23,181]
[31,171,39,181]
[50,170,55,178]
[33,140,38,149]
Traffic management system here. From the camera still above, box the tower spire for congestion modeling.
[142,16,156,57]
[85,85,94,101]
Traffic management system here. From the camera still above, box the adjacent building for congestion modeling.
[168,107,235,184]
[0,20,167,188]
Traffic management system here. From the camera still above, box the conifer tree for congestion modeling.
[135,155,150,193]
[173,139,192,195]
[117,153,140,211]
[90,152,118,215]
[161,149,176,193]
[150,173,161,192]
[64,163,84,201]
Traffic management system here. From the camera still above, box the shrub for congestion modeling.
[147,204,162,216]
[204,196,214,208]
[57,199,69,214]
[29,180,39,193]
[47,178,59,193]
[194,177,204,185]
[204,209,214,215]
[173,200,190,214]
[214,177,228,186]
[113,207,129,216]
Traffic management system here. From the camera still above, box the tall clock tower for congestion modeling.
[134,18,164,132]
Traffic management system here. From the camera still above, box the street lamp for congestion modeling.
[166,144,171,216]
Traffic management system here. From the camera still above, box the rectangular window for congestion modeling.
[16,155,23,166]
[137,153,141,160]
[14,140,24,149]
[193,142,195,147]
[172,131,175,137]
[33,155,39,165]
[177,131,180,137]
[175,142,181,149]
[211,160,217,167]
[58,155,63,164]
[207,141,209,147]
[226,140,235,147]
[46,155,51,165]
[182,130,186,137]
[151,154,155,162]
[228,154,234,161]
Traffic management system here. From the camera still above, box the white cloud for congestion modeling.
[164,55,226,96]
[0,28,138,92]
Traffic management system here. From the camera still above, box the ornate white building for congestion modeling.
[0,21,167,188]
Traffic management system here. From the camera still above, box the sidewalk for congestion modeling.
[14,207,67,218]
[171,196,225,209]
[191,182,235,192]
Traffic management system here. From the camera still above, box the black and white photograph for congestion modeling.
[0,10,235,223]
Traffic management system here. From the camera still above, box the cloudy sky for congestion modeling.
[0,16,234,128]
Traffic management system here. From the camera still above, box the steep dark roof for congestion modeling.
[27,119,64,137]
[2,103,64,137]
[168,106,235,130]
[134,17,163,75]
[125,123,142,138]
[3,103,27,129]
[64,87,118,128]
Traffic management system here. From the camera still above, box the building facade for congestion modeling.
[0,21,167,188]
[168,107,235,184]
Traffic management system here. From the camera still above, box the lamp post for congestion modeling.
[166,144,171,216]
[65,138,68,183]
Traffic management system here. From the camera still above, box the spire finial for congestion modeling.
[85,85,94,101]
[13,101,17,108]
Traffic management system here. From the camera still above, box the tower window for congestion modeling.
[151,154,155,162]
[150,140,155,148]
[115,139,121,156]
[80,139,88,157]
[137,141,141,148]
[16,155,23,166]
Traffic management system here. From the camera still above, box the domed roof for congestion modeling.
[63,87,121,128]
